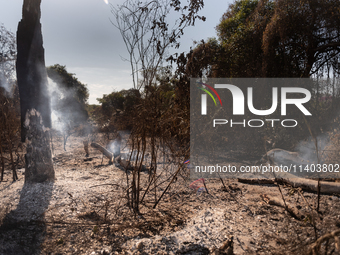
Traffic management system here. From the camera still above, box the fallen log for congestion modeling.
[238,178,276,185]
[115,155,148,172]
[282,177,340,194]
[260,194,303,220]
[114,155,131,169]
[254,148,340,194]
[238,175,340,194]
[90,143,114,164]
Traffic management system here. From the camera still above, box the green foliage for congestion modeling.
[98,92,125,116]
[96,88,141,131]
[96,77,178,134]
[86,104,102,122]
[213,0,274,77]
[217,0,259,43]
[213,0,340,78]
[262,0,340,77]
[47,64,89,104]
[185,38,224,77]
[97,88,141,117]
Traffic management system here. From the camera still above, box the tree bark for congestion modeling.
[16,0,51,142]
[16,0,54,182]
[24,109,54,183]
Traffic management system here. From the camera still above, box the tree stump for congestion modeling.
[24,109,54,183]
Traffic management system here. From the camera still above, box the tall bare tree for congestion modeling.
[111,0,204,213]
[111,0,205,91]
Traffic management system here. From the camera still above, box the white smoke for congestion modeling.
[107,130,150,162]
[295,134,329,164]
[48,77,65,133]
[0,70,13,96]
[47,68,90,145]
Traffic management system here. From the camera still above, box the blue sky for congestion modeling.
[0,0,232,104]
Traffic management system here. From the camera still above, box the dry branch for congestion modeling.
[260,194,303,220]
[153,163,182,209]
[90,143,114,164]
[308,229,340,255]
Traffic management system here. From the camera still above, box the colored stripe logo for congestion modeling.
[197,81,223,106]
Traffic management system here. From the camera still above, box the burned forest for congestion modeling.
[1,0,340,254]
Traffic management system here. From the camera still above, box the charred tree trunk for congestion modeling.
[16,0,54,182]
[16,0,51,141]
[0,140,4,182]
[24,109,54,183]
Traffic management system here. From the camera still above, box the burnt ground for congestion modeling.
[0,134,340,255]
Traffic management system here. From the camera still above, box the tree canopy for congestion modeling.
[47,64,89,104]
[262,0,340,77]
[188,0,340,78]
[47,64,89,144]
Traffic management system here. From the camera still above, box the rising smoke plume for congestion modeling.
[46,67,89,139]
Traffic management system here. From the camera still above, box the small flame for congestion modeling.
[103,0,109,4]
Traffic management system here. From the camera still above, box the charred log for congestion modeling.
[238,176,340,194]
[90,142,114,164]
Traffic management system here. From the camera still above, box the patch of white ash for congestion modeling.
[123,208,230,254]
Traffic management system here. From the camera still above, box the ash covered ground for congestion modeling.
[0,134,340,255]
